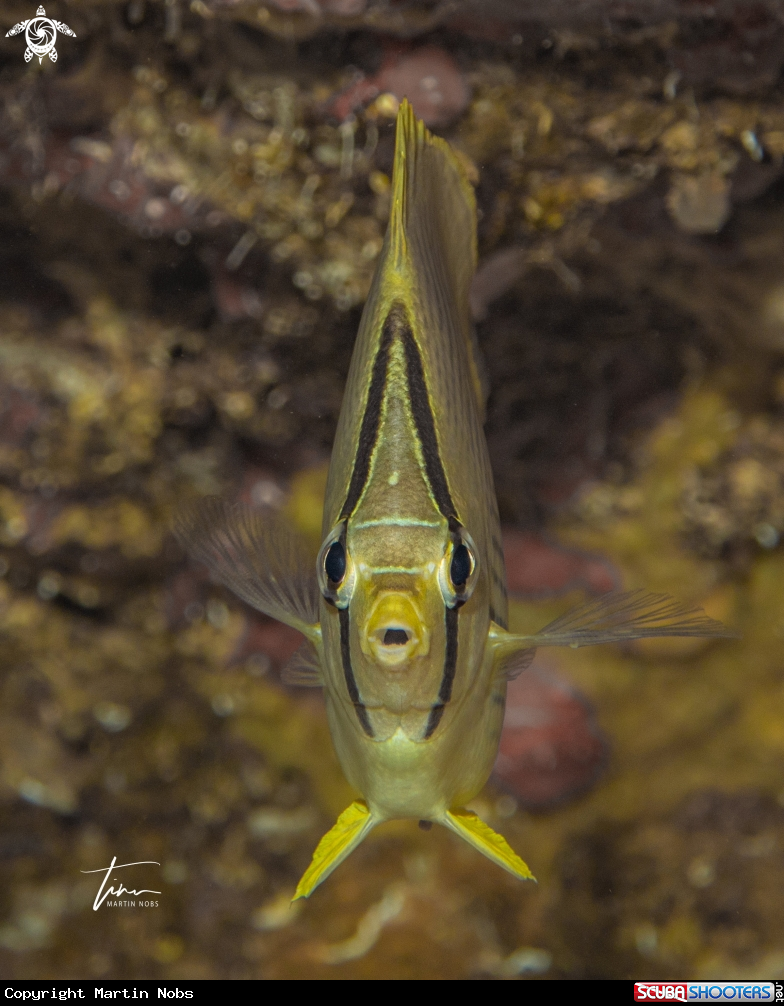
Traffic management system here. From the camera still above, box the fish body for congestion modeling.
[317,107,505,825]
[176,102,734,898]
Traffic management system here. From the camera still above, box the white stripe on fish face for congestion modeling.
[352,518,443,529]
[358,565,432,575]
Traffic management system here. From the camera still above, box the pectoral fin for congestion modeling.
[441,809,535,882]
[496,646,537,681]
[174,498,320,640]
[492,589,736,655]
[293,801,376,900]
[281,639,323,687]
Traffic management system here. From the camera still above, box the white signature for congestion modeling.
[81,857,162,911]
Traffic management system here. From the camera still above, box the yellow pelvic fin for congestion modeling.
[442,808,536,883]
[293,800,376,901]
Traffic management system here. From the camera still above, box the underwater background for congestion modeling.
[1,0,784,980]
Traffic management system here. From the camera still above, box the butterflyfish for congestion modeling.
[175,100,733,899]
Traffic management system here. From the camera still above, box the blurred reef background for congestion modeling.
[2,0,784,980]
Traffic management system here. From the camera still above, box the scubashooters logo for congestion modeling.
[81,857,162,911]
[634,984,778,1002]
[5,6,76,64]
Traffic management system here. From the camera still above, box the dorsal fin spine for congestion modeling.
[390,100,413,273]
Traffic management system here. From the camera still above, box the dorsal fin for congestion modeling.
[322,100,494,539]
[387,99,484,415]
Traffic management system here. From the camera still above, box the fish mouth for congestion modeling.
[383,628,409,645]
[360,591,430,668]
[368,621,421,667]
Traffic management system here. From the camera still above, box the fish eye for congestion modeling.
[438,528,478,608]
[324,540,346,584]
[450,542,472,588]
[317,524,355,608]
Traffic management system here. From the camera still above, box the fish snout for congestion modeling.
[361,592,430,668]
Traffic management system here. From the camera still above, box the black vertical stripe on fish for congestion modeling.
[339,607,373,737]
[447,515,462,536]
[339,310,397,521]
[494,609,508,630]
[439,606,460,703]
[400,325,457,521]
[424,703,445,738]
[424,606,460,739]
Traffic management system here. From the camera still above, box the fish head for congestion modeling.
[317,516,485,733]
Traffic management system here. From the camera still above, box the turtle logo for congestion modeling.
[6,6,76,64]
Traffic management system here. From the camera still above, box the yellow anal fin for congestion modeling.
[442,808,536,882]
[293,800,376,901]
